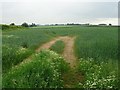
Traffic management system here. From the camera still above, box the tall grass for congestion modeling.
[2,28,57,73]
[2,26,118,73]
[2,26,118,88]
[2,46,33,73]
[3,50,69,88]
[74,28,118,60]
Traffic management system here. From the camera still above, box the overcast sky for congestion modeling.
[0,0,119,25]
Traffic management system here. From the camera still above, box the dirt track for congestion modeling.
[36,36,76,67]
[13,36,81,88]
[15,36,76,68]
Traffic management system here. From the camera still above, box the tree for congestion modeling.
[29,23,37,27]
[10,23,15,26]
[21,22,29,27]
[109,23,112,26]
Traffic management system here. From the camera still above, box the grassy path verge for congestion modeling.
[62,68,84,88]
[49,40,65,54]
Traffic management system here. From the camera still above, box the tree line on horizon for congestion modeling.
[4,22,113,27]
[10,22,37,27]
[1,22,37,30]
[1,22,114,30]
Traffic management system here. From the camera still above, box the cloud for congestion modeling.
[1,2,118,25]
[0,0,119,2]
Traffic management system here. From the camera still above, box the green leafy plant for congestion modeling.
[3,50,69,88]
[77,58,118,89]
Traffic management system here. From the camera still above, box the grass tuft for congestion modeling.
[50,40,65,54]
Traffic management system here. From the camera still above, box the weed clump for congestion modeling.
[21,42,28,48]
[3,50,69,88]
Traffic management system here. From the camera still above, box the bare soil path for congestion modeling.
[36,36,83,88]
[36,36,76,68]
[61,37,76,68]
